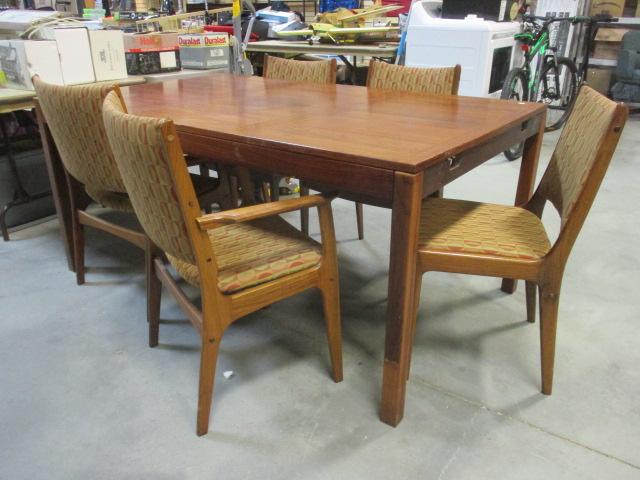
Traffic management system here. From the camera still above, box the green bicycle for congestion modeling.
[502,14,580,160]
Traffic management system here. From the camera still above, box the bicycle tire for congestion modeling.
[538,57,578,131]
[501,68,529,161]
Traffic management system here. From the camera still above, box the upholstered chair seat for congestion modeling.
[168,216,322,294]
[419,198,551,261]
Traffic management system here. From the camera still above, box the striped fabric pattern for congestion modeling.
[537,87,619,225]
[169,217,322,294]
[102,91,197,265]
[265,56,336,84]
[367,61,458,95]
[33,77,127,198]
[419,198,551,260]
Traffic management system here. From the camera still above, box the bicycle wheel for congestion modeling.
[501,68,529,161]
[538,57,578,131]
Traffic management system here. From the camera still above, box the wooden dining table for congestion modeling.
[39,73,546,427]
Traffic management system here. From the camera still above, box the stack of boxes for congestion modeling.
[0,28,127,90]
[588,0,640,95]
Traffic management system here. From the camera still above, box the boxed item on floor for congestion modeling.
[587,69,613,95]
[592,27,626,61]
[178,33,230,70]
[124,32,181,75]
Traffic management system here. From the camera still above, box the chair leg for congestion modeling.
[300,185,309,235]
[355,202,364,240]
[228,174,239,208]
[406,272,423,380]
[72,213,85,285]
[539,285,560,395]
[146,253,162,347]
[198,164,210,177]
[269,176,280,202]
[320,278,343,383]
[261,183,271,203]
[526,281,537,323]
[196,336,221,436]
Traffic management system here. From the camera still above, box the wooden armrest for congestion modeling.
[197,192,336,231]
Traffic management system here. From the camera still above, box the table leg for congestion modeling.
[380,171,423,426]
[502,111,546,293]
[35,104,75,271]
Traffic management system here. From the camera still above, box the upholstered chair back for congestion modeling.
[536,86,623,230]
[366,61,461,95]
[101,90,196,265]
[263,55,337,84]
[33,76,126,194]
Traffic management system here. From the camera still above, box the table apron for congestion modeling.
[422,115,542,196]
[178,131,395,206]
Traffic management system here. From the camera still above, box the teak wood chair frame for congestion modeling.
[103,89,343,436]
[409,87,628,394]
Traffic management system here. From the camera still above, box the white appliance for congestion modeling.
[405,1,520,98]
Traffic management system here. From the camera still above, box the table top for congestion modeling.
[246,40,398,57]
[121,74,545,173]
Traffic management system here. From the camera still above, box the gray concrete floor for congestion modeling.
[1,118,639,479]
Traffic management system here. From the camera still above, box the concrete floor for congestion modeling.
[1,118,639,479]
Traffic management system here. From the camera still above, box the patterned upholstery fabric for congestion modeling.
[367,61,458,95]
[168,216,321,294]
[264,55,336,84]
[419,198,551,260]
[537,87,618,225]
[102,91,196,265]
[33,77,127,199]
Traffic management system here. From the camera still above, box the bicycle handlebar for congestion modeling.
[522,13,618,25]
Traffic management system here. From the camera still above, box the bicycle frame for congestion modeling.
[515,27,560,102]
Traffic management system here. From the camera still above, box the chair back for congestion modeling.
[366,61,461,95]
[33,76,126,194]
[263,55,337,84]
[101,90,198,266]
[532,86,627,254]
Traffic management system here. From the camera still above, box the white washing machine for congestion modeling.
[405,1,520,98]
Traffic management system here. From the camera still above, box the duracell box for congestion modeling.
[123,32,181,75]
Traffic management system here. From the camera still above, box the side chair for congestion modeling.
[33,76,231,285]
[409,86,628,394]
[102,88,343,436]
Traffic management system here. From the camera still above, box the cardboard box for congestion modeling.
[178,33,230,70]
[587,69,613,95]
[595,27,628,42]
[124,32,181,75]
[54,27,96,85]
[593,41,622,60]
[592,27,626,62]
[88,30,127,81]
[590,0,625,17]
[123,32,180,52]
[0,40,63,90]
